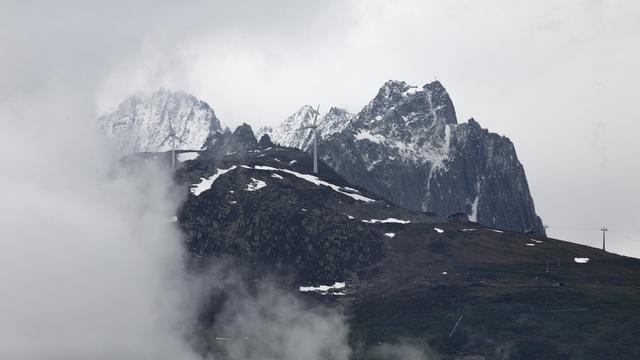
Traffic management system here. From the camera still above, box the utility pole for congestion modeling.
[449,315,463,340]
[312,104,320,174]
[601,226,608,251]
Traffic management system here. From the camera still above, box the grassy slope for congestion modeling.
[343,222,640,359]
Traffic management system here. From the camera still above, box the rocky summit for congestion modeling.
[260,80,544,234]
[168,124,640,360]
[99,88,222,154]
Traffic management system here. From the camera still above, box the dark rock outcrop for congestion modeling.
[202,123,258,160]
[258,133,273,147]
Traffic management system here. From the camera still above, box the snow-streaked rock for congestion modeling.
[245,178,267,191]
[248,165,376,202]
[99,88,222,154]
[266,80,544,233]
[258,106,355,151]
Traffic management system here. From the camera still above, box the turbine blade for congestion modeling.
[158,134,172,147]
[176,137,189,145]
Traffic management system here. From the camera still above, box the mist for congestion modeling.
[0,91,197,359]
[0,1,332,358]
[2,0,636,358]
[0,1,428,358]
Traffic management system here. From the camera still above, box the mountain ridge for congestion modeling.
[100,81,543,233]
[261,80,544,233]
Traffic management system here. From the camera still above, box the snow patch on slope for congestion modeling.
[190,166,237,196]
[248,165,375,202]
[299,282,346,295]
[362,218,410,224]
[355,130,384,144]
[245,178,267,191]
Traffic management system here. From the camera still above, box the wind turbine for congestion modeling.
[160,120,187,169]
[296,105,321,173]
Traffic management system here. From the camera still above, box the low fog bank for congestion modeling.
[0,87,199,359]
[0,90,333,359]
[188,260,432,360]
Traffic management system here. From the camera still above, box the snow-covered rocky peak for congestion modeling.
[357,80,415,121]
[264,80,457,165]
[321,107,355,137]
[357,80,456,128]
[259,105,356,151]
[98,88,222,154]
[258,105,317,149]
[350,80,457,165]
[262,79,543,233]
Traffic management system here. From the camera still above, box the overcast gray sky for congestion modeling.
[4,1,639,257]
[0,1,638,357]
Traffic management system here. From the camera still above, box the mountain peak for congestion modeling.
[265,79,541,233]
[424,79,444,89]
[357,80,441,123]
[376,80,412,100]
[326,107,349,116]
[258,133,273,147]
[99,89,222,154]
[231,123,258,147]
[202,123,258,160]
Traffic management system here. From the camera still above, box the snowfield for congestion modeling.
[190,166,237,196]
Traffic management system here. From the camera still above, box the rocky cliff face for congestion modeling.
[261,80,543,233]
[99,88,222,154]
